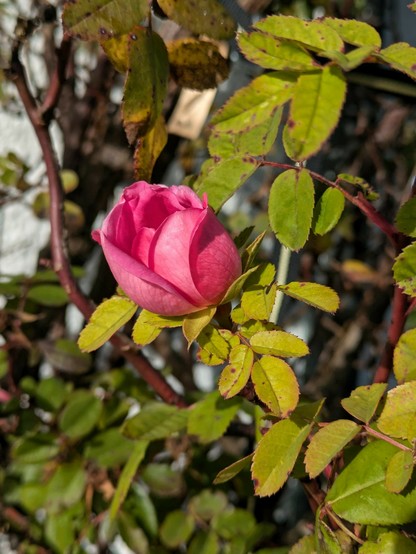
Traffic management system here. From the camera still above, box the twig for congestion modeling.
[363,424,413,452]
[41,32,72,123]
[269,245,291,324]
[7,41,186,408]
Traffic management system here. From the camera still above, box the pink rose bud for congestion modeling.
[92,181,242,316]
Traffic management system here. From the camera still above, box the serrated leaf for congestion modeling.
[324,18,381,47]
[289,535,316,554]
[393,242,416,296]
[385,450,414,494]
[241,284,277,321]
[377,43,416,80]
[358,531,416,553]
[218,344,253,399]
[245,263,276,288]
[251,356,299,416]
[167,38,229,90]
[122,403,188,440]
[213,454,253,485]
[251,418,311,497]
[197,325,233,365]
[132,319,161,347]
[277,282,340,313]
[341,383,387,423]
[377,381,416,442]
[313,188,345,236]
[187,391,241,443]
[396,197,416,237]
[239,319,276,339]
[394,328,416,383]
[194,157,259,212]
[283,67,347,161]
[220,265,259,304]
[237,31,317,71]
[326,440,416,524]
[109,440,148,520]
[268,169,315,251]
[134,114,168,181]
[241,231,267,271]
[157,0,236,40]
[63,0,148,40]
[323,45,375,71]
[305,420,360,478]
[250,330,309,358]
[122,28,168,144]
[78,295,137,352]
[183,306,216,346]
[254,15,344,53]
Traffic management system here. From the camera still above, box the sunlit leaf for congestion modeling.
[250,330,309,358]
[385,450,414,494]
[377,42,416,80]
[213,454,253,485]
[394,328,416,383]
[277,282,340,313]
[377,381,416,442]
[241,284,277,321]
[358,531,416,553]
[218,344,253,399]
[134,115,168,181]
[183,306,216,346]
[341,383,387,423]
[313,188,345,236]
[324,18,381,47]
[393,242,416,296]
[396,197,416,238]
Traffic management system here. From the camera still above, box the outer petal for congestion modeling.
[98,231,202,316]
[190,209,242,303]
[148,208,208,306]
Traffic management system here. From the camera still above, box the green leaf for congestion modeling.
[396,197,416,237]
[45,511,75,554]
[323,45,375,71]
[187,391,241,443]
[134,114,168,181]
[220,266,259,304]
[393,242,416,296]
[194,157,259,212]
[289,535,316,554]
[60,169,79,193]
[283,67,347,161]
[157,0,236,40]
[316,520,343,554]
[213,454,253,485]
[251,356,299,416]
[212,508,256,540]
[254,15,344,53]
[218,344,254,399]
[45,460,86,513]
[39,338,92,374]
[313,188,345,236]
[26,284,68,307]
[12,434,59,464]
[118,511,149,554]
[245,263,276,288]
[277,282,340,313]
[160,510,195,548]
[197,325,234,365]
[188,490,228,522]
[35,377,69,412]
[324,18,381,47]
[268,169,315,251]
[241,231,267,271]
[78,295,137,352]
[341,383,387,423]
[377,381,416,442]
[183,306,216,346]
[252,419,311,496]
[358,531,416,553]
[101,33,129,72]
[63,0,148,40]
[122,28,168,144]
[305,420,361,478]
[122,402,188,440]
[109,440,148,520]
[326,440,416,524]
[132,319,161,347]
[141,463,184,497]
[377,43,416,80]
[84,428,133,468]
[189,531,220,554]
[59,390,102,439]
[241,284,277,321]
[394,328,416,383]
[385,450,414,494]
[336,173,378,200]
[250,330,309,358]
[237,31,317,71]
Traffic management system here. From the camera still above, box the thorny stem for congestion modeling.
[8,40,186,408]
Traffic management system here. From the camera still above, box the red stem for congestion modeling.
[8,42,186,408]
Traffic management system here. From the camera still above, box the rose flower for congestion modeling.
[92,181,242,316]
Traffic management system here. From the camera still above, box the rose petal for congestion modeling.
[190,209,242,303]
[131,227,156,266]
[148,208,208,305]
[100,232,201,315]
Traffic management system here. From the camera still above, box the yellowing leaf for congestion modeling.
[157,0,236,40]
[251,356,299,416]
[393,242,416,297]
[394,328,416,383]
[251,418,311,497]
[63,0,148,40]
[183,306,216,346]
[324,45,375,71]
[78,296,137,352]
[237,31,317,71]
[218,344,253,399]
[283,66,347,161]
[341,383,387,424]
[250,330,309,358]
[324,18,381,47]
[377,42,416,80]
[340,259,378,284]
[385,450,414,494]
[241,285,277,321]
[277,282,340,313]
[305,420,360,478]
[377,381,416,442]
[197,325,234,365]
[101,33,129,72]
[313,188,345,236]
[268,169,315,251]
[134,115,168,181]
[254,15,344,53]
[122,28,168,144]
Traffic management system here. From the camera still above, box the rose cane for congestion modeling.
[93,181,242,316]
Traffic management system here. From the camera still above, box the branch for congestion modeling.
[7,41,186,408]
